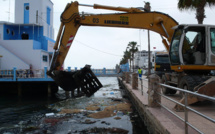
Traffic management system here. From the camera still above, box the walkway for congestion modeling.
[120,75,215,134]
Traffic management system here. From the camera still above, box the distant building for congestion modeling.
[134,50,152,69]
[0,0,55,70]
[134,50,165,69]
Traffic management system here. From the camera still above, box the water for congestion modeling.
[0,77,149,134]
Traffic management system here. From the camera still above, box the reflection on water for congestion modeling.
[0,77,148,134]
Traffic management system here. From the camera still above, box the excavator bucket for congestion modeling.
[194,77,215,101]
[174,77,215,111]
[48,65,103,97]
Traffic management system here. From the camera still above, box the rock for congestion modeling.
[101,121,110,125]
[83,119,96,124]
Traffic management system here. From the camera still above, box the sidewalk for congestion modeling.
[119,75,215,134]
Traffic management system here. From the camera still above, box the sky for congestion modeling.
[0,0,215,69]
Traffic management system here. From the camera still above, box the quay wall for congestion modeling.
[118,77,168,134]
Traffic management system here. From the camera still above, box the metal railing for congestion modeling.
[0,69,14,78]
[0,67,49,81]
[124,72,215,134]
[16,69,45,78]
[0,67,119,81]
[157,83,215,134]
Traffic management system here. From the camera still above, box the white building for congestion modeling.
[0,0,55,70]
[133,50,153,69]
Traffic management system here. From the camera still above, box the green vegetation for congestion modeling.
[178,0,215,24]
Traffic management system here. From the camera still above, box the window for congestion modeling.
[155,56,169,64]
[11,31,15,36]
[182,27,205,65]
[170,29,182,65]
[43,55,48,62]
[211,28,215,54]
[47,7,51,25]
[25,5,29,10]
[6,29,10,34]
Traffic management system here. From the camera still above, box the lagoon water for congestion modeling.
[0,77,149,134]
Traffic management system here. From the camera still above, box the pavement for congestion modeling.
[122,75,215,134]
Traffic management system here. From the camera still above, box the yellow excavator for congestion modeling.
[48,1,215,104]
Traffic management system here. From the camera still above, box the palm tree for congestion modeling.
[127,41,138,72]
[120,49,131,65]
[178,0,215,24]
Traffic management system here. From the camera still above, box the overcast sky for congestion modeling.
[1,0,215,69]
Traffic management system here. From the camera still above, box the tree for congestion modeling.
[120,49,131,65]
[178,0,215,24]
[127,41,138,72]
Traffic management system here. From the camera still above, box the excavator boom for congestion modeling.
[50,1,178,72]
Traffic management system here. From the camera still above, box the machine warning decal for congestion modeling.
[104,16,129,25]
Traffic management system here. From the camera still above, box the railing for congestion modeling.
[157,83,215,134]
[16,69,45,78]
[92,68,118,76]
[123,73,215,134]
[0,67,49,81]
[0,69,14,78]
[66,68,118,76]
[0,67,119,81]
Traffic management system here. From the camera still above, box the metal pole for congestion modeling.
[147,30,151,77]
[184,92,188,134]
[141,79,143,95]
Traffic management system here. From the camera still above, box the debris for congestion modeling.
[45,113,54,117]
[58,109,84,114]
[85,106,101,111]
[114,117,121,120]
[88,102,132,119]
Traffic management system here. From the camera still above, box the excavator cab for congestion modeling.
[169,25,215,74]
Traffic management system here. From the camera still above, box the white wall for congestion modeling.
[0,45,29,70]
[0,40,45,69]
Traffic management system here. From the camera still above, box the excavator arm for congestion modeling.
[48,1,178,96]
[50,1,178,71]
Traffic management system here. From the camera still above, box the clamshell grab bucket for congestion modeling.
[47,65,103,97]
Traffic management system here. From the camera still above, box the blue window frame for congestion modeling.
[47,7,51,25]
[24,3,29,24]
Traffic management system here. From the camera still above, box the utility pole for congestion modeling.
[144,2,151,77]
[148,30,151,77]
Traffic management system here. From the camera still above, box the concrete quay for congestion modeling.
[118,75,215,134]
